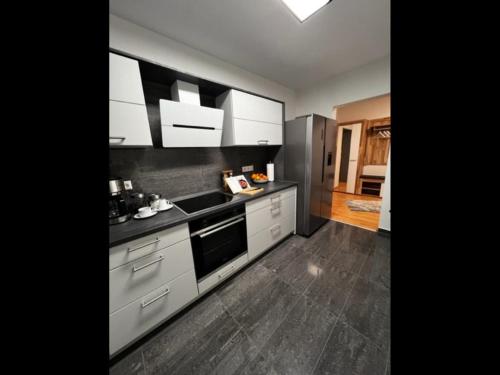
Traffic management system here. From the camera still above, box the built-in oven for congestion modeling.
[189,204,247,281]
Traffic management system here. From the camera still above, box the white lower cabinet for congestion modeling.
[248,213,295,261]
[109,224,189,270]
[108,188,297,356]
[246,195,295,237]
[197,253,248,295]
[109,269,198,355]
[109,239,194,314]
[246,187,297,261]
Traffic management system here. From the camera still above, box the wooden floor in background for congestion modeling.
[333,182,348,192]
[330,191,382,231]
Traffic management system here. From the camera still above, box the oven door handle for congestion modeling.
[198,217,245,238]
[190,213,246,237]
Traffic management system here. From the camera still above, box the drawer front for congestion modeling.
[246,195,295,237]
[231,90,282,125]
[110,239,194,313]
[233,118,282,146]
[110,224,189,270]
[248,214,295,261]
[246,187,296,214]
[109,269,198,355]
[197,253,248,295]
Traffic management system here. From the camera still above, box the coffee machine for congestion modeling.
[109,177,131,225]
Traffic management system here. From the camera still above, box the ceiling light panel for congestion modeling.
[281,0,332,22]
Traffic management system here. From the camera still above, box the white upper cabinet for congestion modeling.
[109,52,152,147]
[216,89,283,146]
[231,90,282,125]
[109,52,146,105]
[109,101,153,147]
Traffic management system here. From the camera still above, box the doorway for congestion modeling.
[333,122,362,194]
[329,94,390,231]
[339,128,351,188]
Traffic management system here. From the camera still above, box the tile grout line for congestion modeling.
[309,250,371,375]
[141,350,148,375]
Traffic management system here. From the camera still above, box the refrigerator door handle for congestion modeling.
[321,147,326,183]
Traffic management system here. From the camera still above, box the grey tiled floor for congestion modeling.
[110,221,391,375]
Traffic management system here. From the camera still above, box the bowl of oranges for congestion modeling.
[251,173,269,184]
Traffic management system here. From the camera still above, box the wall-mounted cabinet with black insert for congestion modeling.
[110,49,285,148]
[109,53,153,147]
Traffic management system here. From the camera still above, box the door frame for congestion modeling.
[336,119,369,194]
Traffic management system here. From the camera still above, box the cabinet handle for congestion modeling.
[218,265,236,279]
[270,224,281,234]
[257,140,269,145]
[141,288,170,308]
[132,255,164,272]
[128,237,160,252]
[109,136,126,143]
[270,207,281,215]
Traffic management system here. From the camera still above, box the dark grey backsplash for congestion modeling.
[110,146,282,199]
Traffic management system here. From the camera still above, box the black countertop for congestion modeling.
[109,180,298,247]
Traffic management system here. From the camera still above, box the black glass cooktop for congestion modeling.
[174,192,235,214]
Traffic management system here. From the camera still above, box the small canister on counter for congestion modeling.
[128,192,145,214]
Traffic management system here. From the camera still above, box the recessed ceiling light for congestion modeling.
[281,0,332,23]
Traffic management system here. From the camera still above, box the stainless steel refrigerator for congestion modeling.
[284,114,337,236]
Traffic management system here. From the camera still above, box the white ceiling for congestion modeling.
[109,0,390,90]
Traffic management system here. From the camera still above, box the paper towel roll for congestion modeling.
[267,162,275,181]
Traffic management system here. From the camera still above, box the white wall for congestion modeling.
[379,149,391,231]
[337,94,390,123]
[110,14,296,120]
[295,56,390,118]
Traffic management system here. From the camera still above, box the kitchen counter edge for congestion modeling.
[109,181,298,247]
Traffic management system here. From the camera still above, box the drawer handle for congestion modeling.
[218,265,235,279]
[270,224,281,234]
[257,140,269,145]
[128,237,160,253]
[141,288,170,308]
[132,255,164,272]
[109,136,126,144]
[270,207,281,215]
[271,195,281,202]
